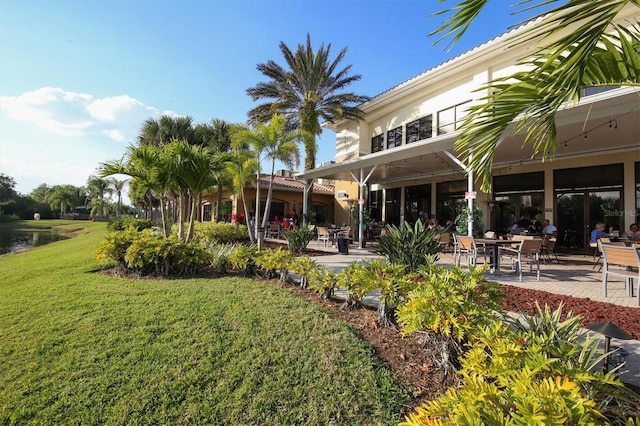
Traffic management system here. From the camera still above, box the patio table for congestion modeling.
[475,238,518,274]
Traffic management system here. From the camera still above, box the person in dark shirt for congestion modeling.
[516,214,533,230]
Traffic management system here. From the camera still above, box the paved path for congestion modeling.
[299,241,640,390]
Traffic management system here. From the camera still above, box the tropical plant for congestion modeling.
[226,146,259,243]
[282,225,315,254]
[353,259,416,327]
[208,243,237,274]
[231,114,305,234]
[400,306,640,425]
[110,178,128,216]
[308,265,337,300]
[255,247,294,282]
[289,255,318,289]
[190,221,248,245]
[374,220,441,272]
[138,114,195,147]
[228,244,258,277]
[397,265,505,376]
[431,0,640,190]
[246,33,369,214]
[455,203,484,237]
[335,261,373,310]
[350,205,371,240]
[44,184,83,214]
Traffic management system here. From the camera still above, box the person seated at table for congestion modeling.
[516,214,533,230]
[542,219,558,237]
[626,223,640,240]
[444,219,456,233]
[528,220,543,235]
[590,222,612,244]
[282,217,291,231]
[272,216,282,226]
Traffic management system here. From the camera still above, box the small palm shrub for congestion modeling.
[400,305,640,425]
[191,221,248,244]
[397,265,505,375]
[283,226,315,254]
[353,259,417,327]
[228,244,258,276]
[374,220,441,272]
[255,247,294,282]
[335,261,374,310]
[208,243,237,274]
[289,255,318,289]
[308,265,337,300]
[96,228,138,268]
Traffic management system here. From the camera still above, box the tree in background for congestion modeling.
[247,34,369,216]
[432,0,640,190]
[86,175,114,218]
[227,141,259,243]
[232,114,305,241]
[44,185,84,215]
[110,178,128,217]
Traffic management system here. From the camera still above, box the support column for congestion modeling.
[349,166,377,249]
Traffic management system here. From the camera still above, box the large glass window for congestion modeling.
[405,184,431,225]
[385,187,402,226]
[436,180,467,226]
[493,172,544,234]
[371,134,384,153]
[386,126,402,149]
[368,189,383,223]
[437,101,472,135]
[203,203,212,222]
[406,115,432,144]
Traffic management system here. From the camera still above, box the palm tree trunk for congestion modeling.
[159,196,169,238]
[261,159,277,229]
[186,192,198,243]
[177,193,185,242]
[255,171,262,250]
[242,189,255,243]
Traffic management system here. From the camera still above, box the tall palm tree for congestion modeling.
[431,0,640,190]
[195,119,234,221]
[44,185,78,214]
[246,33,369,215]
[227,146,259,243]
[86,176,114,218]
[232,114,305,240]
[138,115,195,146]
[110,179,128,217]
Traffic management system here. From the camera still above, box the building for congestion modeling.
[201,171,335,225]
[301,8,640,250]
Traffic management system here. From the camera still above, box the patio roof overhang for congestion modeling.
[299,88,640,186]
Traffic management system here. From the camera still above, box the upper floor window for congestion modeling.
[371,134,384,153]
[437,101,472,135]
[387,126,402,149]
[406,115,432,144]
[581,86,619,97]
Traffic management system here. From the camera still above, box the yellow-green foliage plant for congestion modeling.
[396,265,505,375]
[228,244,258,276]
[400,310,640,425]
[354,259,417,327]
[190,221,248,244]
[308,265,337,300]
[255,247,294,283]
[289,255,318,289]
[335,261,375,310]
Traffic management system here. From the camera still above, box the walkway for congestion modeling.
[298,240,640,390]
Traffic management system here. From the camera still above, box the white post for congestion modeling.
[467,153,474,237]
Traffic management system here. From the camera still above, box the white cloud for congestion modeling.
[0,86,161,143]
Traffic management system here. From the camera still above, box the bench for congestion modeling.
[600,243,640,305]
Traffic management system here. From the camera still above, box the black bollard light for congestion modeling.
[585,321,633,373]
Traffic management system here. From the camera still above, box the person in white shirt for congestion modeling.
[542,219,558,237]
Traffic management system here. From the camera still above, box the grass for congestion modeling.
[0,220,407,425]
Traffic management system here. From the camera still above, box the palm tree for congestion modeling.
[165,140,229,243]
[110,179,128,217]
[246,34,369,215]
[226,147,259,243]
[44,185,78,214]
[138,115,195,146]
[194,119,234,221]
[86,175,113,218]
[232,114,305,242]
[431,0,640,190]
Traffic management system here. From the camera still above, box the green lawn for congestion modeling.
[0,221,407,425]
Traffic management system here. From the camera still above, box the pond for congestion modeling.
[0,229,70,255]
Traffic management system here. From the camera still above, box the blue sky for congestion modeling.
[0,0,547,199]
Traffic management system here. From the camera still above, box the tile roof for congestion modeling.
[255,175,334,194]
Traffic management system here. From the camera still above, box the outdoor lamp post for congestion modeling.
[584,321,633,373]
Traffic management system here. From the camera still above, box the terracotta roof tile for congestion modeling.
[255,175,334,193]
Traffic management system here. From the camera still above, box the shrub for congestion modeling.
[208,243,237,274]
[228,244,258,277]
[400,306,640,425]
[374,220,441,272]
[255,247,293,282]
[353,259,416,327]
[191,221,248,245]
[397,265,505,375]
[96,228,139,268]
[289,255,318,289]
[106,217,155,232]
[335,261,373,310]
[308,265,337,300]
[283,226,315,254]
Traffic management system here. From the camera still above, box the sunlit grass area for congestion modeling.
[0,221,407,425]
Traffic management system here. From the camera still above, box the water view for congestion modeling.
[0,229,70,255]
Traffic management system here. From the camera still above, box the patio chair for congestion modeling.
[438,232,453,252]
[316,226,331,247]
[268,223,281,239]
[498,238,543,281]
[541,235,560,264]
[454,235,491,268]
[600,243,640,305]
[593,237,613,270]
